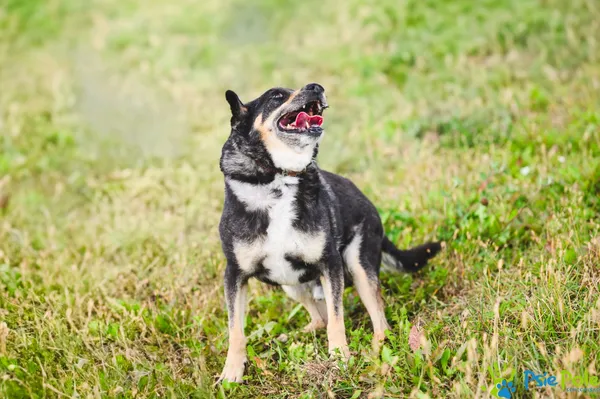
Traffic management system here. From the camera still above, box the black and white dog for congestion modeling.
[218,83,441,382]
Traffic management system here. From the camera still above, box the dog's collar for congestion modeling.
[227,160,312,184]
[277,168,303,177]
[256,160,306,177]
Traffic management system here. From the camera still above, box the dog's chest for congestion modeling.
[227,176,325,285]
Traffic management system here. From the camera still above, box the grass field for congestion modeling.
[1,0,599,397]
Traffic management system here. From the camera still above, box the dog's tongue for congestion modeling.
[295,112,309,127]
[310,115,323,126]
[294,112,323,128]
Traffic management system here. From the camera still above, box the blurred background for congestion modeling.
[1,0,599,397]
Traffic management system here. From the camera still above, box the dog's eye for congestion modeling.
[273,92,284,99]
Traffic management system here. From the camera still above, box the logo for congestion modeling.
[495,379,516,398]
[490,367,517,398]
[524,370,558,390]
[525,369,600,393]
[491,368,600,396]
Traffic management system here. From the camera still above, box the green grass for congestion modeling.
[1,0,599,397]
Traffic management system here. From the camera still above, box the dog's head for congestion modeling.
[223,83,328,172]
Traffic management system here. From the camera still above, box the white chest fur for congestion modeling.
[227,176,325,285]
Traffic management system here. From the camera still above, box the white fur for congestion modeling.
[381,252,402,271]
[227,176,291,211]
[312,283,325,300]
[227,176,326,285]
[268,137,319,172]
[233,238,264,272]
[343,229,362,275]
[281,281,325,302]
[258,116,323,171]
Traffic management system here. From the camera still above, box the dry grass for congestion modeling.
[1,0,599,397]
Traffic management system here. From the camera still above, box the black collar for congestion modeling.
[227,160,311,185]
[255,159,307,177]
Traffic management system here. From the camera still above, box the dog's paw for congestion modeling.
[328,345,350,360]
[219,356,247,383]
[371,329,388,350]
[373,330,387,342]
[303,319,326,332]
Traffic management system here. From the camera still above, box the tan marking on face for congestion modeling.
[252,89,317,171]
[253,89,300,144]
[281,89,300,107]
[253,113,280,156]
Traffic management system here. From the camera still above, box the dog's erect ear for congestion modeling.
[225,90,247,123]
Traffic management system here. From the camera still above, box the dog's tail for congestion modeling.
[381,236,442,273]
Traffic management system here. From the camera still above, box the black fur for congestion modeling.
[382,238,442,272]
[218,83,442,382]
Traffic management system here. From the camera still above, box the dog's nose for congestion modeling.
[305,83,324,93]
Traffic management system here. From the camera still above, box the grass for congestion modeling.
[0,0,599,397]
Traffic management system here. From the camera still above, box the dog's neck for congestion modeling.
[220,135,319,184]
[254,157,315,177]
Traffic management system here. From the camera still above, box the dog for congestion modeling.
[218,83,441,382]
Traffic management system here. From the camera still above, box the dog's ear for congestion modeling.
[225,90,247,124]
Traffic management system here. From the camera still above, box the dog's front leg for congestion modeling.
[219,263,248,383]
[320,257,350,358]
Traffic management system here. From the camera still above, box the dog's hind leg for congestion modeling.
[282,283,327,332]
[219,262,249,383]
[344,229,390,348]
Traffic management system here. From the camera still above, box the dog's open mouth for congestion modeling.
[278,100,324,132]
